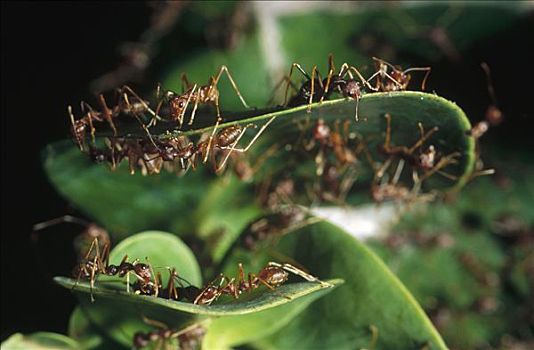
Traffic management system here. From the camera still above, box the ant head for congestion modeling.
[342,80,361,99]
[389,70,410,90]
[88,147,106,163]
[196,286,220,305]
[313,119,330,142]
[133,332,150,349]
[169,96,190,120]
[134,263,152,281]
[164,90,176,100]
[419,145,436,170]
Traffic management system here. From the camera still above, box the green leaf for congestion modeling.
[56,227,339,348]
[107,231,202,287]
[224,220,447,349]
[194,175,262,264]
[56,277,339,347]
[56,231,202,347]
[68,307,125,350]
[203,280,341,349]
[1,332,80,350]
[276,3,526,67]
[45,92,474,235]
[43,141,211,238]
[56,276,341,317]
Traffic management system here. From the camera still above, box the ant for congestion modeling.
[133,317,207,350]
[377,113,459,183]
[153,66,251,160]
[367,57,431,92]
[68,87,157,151]
[194,262,329,305]
[279,55,375,121]
[74,237,155,302]
[193,116,277,171]
[68,94,117,151]
[139,135,196,174]
[369,158,436,205]
[304,118,358,176]
[136,267,201,303]
[469,62,504,139]
[240,209,323,251]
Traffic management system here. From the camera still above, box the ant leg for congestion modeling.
[142,315,169,330]
[348,65,378,91]
[408,124,438,153]
[307,65,322,112]
[368,325,379,350]
[213,65,251,109]
[268,75,298,106]
[392,159,405,185]
[403,67,431,90]
[67,106,86,150]
[120,85,162,124]
[98,94,118,136]
[181,73,192,93]
[284,63,311,106]
[268,262,330,286]
[320,54,337,102]
[370,58,404,89]
[184,84,199,127]
[251,272,291,300]
[353,94,360,122]
[420,151,460,181]
[238,263,246,286]
[120,92,158,149]
[224,116,277,153]
[383,113,392,151]
[203,97,221,164]
[32,215,89,233]
[73,237,99,291]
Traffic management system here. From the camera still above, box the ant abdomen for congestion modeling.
[259,266,288,286]
[217,126,243,147]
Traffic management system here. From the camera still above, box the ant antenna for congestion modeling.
[32,215,91,242]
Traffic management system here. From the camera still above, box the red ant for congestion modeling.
[240,209,323,251]
[305,118,358,176]
[136,267,201,303]
[367,57,431,92]
[73,237,156,302]
[377,113,459,183]
[194,262,329,305]
[133,318,207,350]
[469,62,504,139]
[68,87,157,151]
[192,116,277,171]
[278,55,375,121]
[152,66,251,161]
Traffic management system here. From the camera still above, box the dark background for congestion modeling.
[1,2,149,339]
[1,0,533,342]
